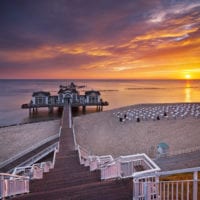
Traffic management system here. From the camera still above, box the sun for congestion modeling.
[185,74,191,79]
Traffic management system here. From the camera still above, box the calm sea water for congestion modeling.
[0,79,200,126]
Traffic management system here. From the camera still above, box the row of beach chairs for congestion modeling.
[113,103,200,123]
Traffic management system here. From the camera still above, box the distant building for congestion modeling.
[85,90,101,104]
[58,88,79,104]
[32,91,50,105]
[21,82,108,111]
[48,95,58,105]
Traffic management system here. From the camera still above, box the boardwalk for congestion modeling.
[13,103,132,200]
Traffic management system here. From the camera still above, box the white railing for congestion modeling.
[133,167,200,200]
[101,162,120,180]
[133,179,200,200]
[12,143,59,179]
[89,155,114,171]
[52,144,59,168]
[0,134,59,170]
[77,145,90,165]
[0,173,29,199]
[7,142,59,173]
[76,143,160,180]
[101,154,160,180]
[12,161,53,180]
[72,125,78,150]
[77,145,116,171]
[58,126,62,137]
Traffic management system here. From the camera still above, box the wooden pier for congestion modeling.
[12,103,132,200]
[21,82,109,115]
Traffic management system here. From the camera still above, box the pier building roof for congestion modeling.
[85,90,100,95]
[32,91,50,97]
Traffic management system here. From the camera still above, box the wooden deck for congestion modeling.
[13,103,132,200]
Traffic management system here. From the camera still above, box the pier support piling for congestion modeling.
[82,106,86,113]
[48,106,54,114]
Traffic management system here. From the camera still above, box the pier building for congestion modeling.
[21,82,108,114]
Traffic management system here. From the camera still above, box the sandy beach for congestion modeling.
[0,120,60,163]
[1,103,199,165]
[74,103,200,158]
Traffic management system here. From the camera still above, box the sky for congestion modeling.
[0,0,200,80]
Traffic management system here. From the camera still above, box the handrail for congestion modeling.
[11,142,59,172]
[52,144,59,168]
[0,173,29,180]
[157,166,200,176]
[75,133,160,180]
[0,134,59,169]
[72,124,78,150]
[58,126,62,137]
[0,173,30,199]
[12,166,32,176]
[12,161,54,180]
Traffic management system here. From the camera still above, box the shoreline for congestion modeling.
[0,118,60,129]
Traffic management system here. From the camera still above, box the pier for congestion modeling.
[21,82,109,115]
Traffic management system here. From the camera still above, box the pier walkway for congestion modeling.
[13,103,132,200]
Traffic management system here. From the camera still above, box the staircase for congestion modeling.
[13,150,132,200]
[11,103,133,200]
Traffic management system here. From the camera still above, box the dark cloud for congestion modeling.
[0,0,199,78]
[0,0,161,50]
[0,52,107,73]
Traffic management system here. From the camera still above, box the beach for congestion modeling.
[74,103,200,158]
[0,120,60,164]
[1,102,200,165]
[1,102,200,168]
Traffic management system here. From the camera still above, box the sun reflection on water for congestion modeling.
[185,81,191,102]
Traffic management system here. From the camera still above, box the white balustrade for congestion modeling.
[133,167,200,200]
[0,173,29,199]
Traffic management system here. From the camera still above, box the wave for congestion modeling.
[126,86,200,90]
[126,87,165,90]
[99,89,119,92]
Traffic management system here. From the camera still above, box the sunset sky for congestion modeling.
[0,0,200,79]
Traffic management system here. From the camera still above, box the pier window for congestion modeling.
[32,91,50,105]
[35,96,46,105]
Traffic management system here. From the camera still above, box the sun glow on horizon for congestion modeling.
[185,74,191,79]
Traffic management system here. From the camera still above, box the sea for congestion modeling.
[0,79,200,127]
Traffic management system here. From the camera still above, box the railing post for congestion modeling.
[133,178,139,200]
[77,145,82,164]
[72,125,78,150]
[68,103,72,128]
[0,175,4,199]
[193,171,198,200]
[155,176,160,199]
